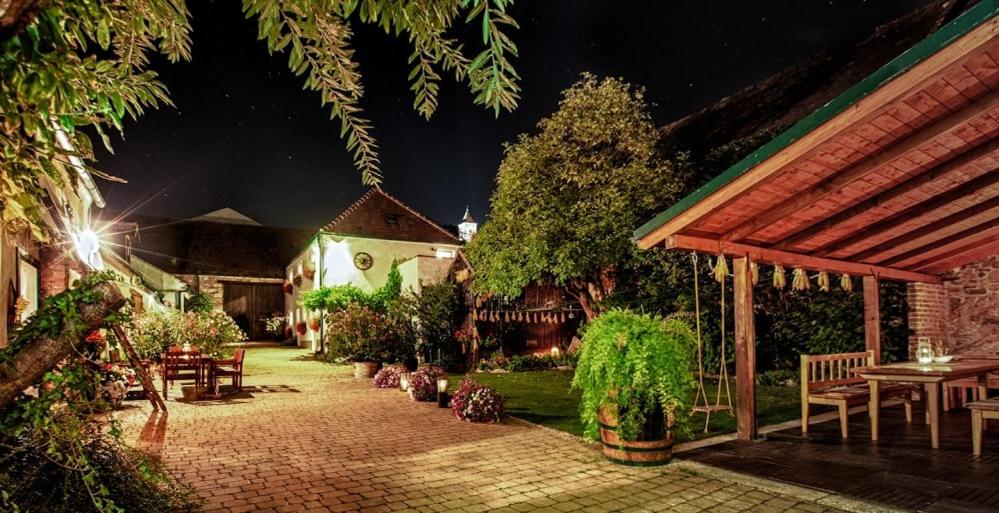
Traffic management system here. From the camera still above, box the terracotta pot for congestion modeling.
[597,404,673,466]
[354,361,380,379]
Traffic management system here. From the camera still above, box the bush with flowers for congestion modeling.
[323,303,414,364]
[407,366,445,401]
[451,379,504,423]
[372,365,404,388]
[174,310,244,358]
[97,363,136,410]
[131,309,177,359]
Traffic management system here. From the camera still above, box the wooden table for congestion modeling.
[855,360,999,448]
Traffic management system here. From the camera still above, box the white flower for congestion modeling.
[22,386,38,398]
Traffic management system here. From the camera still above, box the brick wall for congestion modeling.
[907,255,999,356]
[40,246,84,298]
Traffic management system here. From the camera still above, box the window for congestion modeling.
[435,249,455,259]
[17,254,38,321]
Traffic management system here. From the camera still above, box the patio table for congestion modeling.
[855,360,999,448]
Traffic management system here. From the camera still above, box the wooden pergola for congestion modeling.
[634,2,999,441]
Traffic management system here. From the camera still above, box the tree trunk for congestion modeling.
[0,282,126,410]
[569,267,617,322]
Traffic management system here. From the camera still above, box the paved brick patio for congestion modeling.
[121,347,861,513]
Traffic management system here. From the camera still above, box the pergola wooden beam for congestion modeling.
[880,217,999,267]
[848,195,999,262]
[733,257,757,441]
[863,276,882,364]
[723,96,999,243]
[918,234,999,273]
[810,170,999,256]
[904,224,999,270]
[774,138,999,250]
[664,234,942,283]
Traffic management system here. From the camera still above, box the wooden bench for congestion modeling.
[968,398,999,456]
[801,350,915,439]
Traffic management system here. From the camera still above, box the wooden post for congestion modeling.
[733,257,757,441]
[863,275,881,364]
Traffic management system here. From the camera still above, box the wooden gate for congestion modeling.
[222,282,284,340]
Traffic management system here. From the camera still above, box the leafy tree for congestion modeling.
[1,0,520,238]
[466,74,687,320]
[394,281,464,366]
[184,290,213,313]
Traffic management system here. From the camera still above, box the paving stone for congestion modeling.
[120,347,854,513]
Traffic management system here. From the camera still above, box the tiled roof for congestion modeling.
[322,188,460,245]
[109,214,313,279]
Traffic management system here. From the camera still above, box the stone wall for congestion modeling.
[907,255,999,356]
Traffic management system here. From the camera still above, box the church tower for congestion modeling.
[458,206,477,243]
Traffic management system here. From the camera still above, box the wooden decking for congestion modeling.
[679,407,999,512]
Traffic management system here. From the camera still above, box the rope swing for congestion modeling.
[691,253,734,432]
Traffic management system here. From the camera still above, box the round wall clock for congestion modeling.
[353,252,373,270]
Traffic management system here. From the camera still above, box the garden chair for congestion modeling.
[968,398,999,456]
[214,349,246,392]
[162,348,202,400]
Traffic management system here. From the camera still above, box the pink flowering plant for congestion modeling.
[408,366,446,401]
[451,379,504,423]
[373,365,404,388]
[174,310,245,358]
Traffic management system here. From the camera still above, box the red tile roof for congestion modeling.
[322,188,460,245]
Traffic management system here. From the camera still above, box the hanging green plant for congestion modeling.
[572,310,695,442]
[840,274,853,292]
[773,264,786,289]
[792,268,810,291]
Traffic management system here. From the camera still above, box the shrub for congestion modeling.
[392,281,464,369]
[184,291,213,313]
[131,310,178,359]
[0,433,200,513]
[324,303,413,363]
[174,310,244,358]
[373,366,404,388]
[756,369,798,387]
[572,310,696,441]
[407,366,447,401]
[451,379,504,423]
[477,352,577,372]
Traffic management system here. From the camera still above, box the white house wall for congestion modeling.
[285,234,460,350]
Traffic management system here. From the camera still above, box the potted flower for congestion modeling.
[283,282,293,295]
[304,267,316,280]
[295,320,308,336]
[310,318,321,332]
[572,309,695,466]
[293,274,303,287]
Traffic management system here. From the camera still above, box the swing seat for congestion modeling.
[801,350,917,439]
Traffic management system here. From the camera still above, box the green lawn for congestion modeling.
[449,370,802,443]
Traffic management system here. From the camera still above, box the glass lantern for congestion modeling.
[399,372,410,392]
[916,338,933,364]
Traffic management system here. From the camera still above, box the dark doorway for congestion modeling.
[222,282,284,340]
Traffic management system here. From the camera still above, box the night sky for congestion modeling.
[95,0,933,230]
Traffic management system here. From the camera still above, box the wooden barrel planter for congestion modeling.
[598,404,673,466]
[353,361,380,379]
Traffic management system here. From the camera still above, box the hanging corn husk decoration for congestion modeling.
[472,309,478,321]
[713,256,729,283]
[750,261,759,286]
[792,267,810,291]
[773,264,786,289]
[561,312,567,323]
[493,310,499,322]
[840,274,853,292]
[504,311,510,322]
[818,271,831,292]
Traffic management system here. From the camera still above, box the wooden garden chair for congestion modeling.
[214,349,246,392]
[162,348,201,400]
[801,350,916,439]
[968,398,999,456]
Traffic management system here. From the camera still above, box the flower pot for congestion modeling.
[353,361,380,379]
[597,404,672,466]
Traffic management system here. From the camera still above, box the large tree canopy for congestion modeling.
[0,0,519,239]
[466,74,687,320]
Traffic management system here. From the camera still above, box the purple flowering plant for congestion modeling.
[451,379,504,423]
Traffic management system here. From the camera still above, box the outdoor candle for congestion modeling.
[400,373,410,391]
[917,338,933,364]
[551,346,561,357]
[436,378,449,408]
